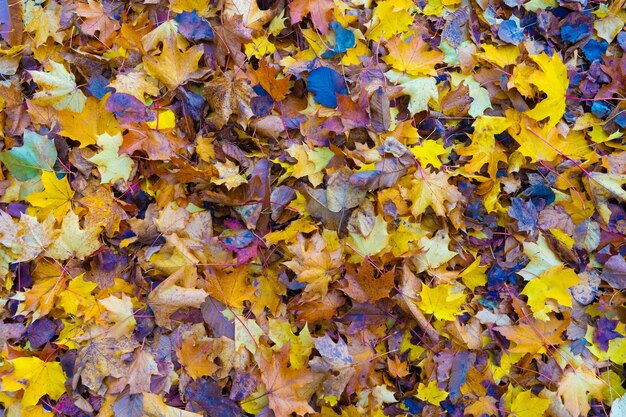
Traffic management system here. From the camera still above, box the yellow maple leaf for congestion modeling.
[212,160,247,189]
[347,215,389,257]
[477,43,520,67]
[259,346,317,416]
[229,309,264,353]
[385,72,439,115]
[507,112,569,163]
[549,228,575,249]
[557,367,604,417]
[460,256,488,291]
[25,171,74,221]
[342,39,370,65]
[417,283,465,321]
[513,53,568,129]
[11,214,55,263]
[146,108,176,130]
[268,320,314,370]
[79,185,129,236]
[148,267,209,326]
[143,392,203,417]
[1,357,66,407]
[88,132,134,184]
[47,210,102,260]
[29,61,86,112]
[75,0,120,43]
[57,273,98,318]
[222,0,273,30]
[495,318,568,354]
[416,380,448,405]
[388,218,425,257]
[521,265,580,321]
[17,261,66,317]
[264,218,318,245]
[0,392,50,417]
[465,396,498,416]
[383,35,443,77]
[457,116,511,179]
[108,70,160,103]
[98,294,137,338]
[586,172,626,224]
[413,230,457,273]
[508,389,551,417]
[23,1,64,47]
[169,0,210,14]
[410,140,448,169]
[206,266,255,309]
[245,36,276,59]
[284,232,343,298]
[281,144,334,187]
[178,337,218,379]
[518,234,562,281]
[252,273,287,317]
[56,96,120,147]
[143,38,204,90]
[367,0,416,41]
[400,168,464,217]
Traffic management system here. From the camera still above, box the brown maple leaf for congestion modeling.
[259,346,319,416]
[342,262,395,303]
[76,0,121,44]
[249,59,290,102]
[79,184,129,236]
[289,0,334,34]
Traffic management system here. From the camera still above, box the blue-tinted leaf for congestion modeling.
[591,101,611,118]
[498,19,524,45]
[508,197,537,234]
[87,74,114,99]
[175,10,214,40]
[582,39,608,62]
[307,67,347,108]
[330,21,355,53]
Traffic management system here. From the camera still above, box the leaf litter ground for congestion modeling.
[0,0,626,417]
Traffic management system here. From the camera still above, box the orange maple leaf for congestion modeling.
[383,35,443,77]
[259,346,318,416]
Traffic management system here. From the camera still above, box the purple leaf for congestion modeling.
[602,255,626,289]
[106,92,149,124]
[113,394,143,417]
[27,317,56,348]
[593,317,622,351]
[186,378,242,417]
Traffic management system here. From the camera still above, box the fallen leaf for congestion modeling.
[25,171,74,220]
[88,132,135,184]
[56,96,120,147]
[148,267,208,326]
[417,380,448,405]
[0,130,57,181]
[1,357,66,407]
[143,37,205,90]
[558,367,604,417]
[259,346,318,416]
[47,210,102,260]
[417,283,466,321]
[29,61,86,112]
[383,35,443,77]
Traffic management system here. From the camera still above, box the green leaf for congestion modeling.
[0,130,57,181]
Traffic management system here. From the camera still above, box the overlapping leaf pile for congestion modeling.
[0,0,626,416]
